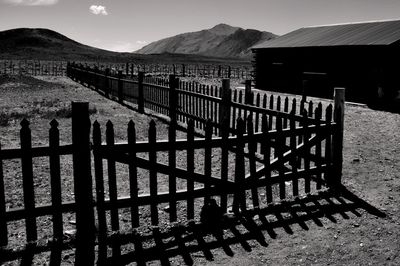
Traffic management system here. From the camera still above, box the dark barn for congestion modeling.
[252,19,400,106]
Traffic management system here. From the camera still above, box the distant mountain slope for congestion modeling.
[0,28,143,62]
[135,24,277,58]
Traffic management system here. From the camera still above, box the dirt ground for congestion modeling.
[0,75,399,265]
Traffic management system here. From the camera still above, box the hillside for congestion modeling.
[0,28,250,64]
[135,23,277,59]
[0,28,140,62]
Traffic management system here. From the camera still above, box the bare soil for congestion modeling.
[0,75,399,265]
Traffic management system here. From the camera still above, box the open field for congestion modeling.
[0,75,399,265]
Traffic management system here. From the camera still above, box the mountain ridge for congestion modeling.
[135,23,277,58]
[0,27,254,64]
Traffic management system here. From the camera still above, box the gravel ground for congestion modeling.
[0,75,399,265]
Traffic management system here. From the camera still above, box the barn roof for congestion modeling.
[253,19,400,49]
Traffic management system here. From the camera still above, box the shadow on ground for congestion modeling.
[0,185,386,266]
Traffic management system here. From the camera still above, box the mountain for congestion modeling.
[0,28,143,62]
[135,23,277,58]
[0,28,250,64]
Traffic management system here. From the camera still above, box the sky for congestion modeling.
[1,0,400,52]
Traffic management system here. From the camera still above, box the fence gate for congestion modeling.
[89,91,343,263]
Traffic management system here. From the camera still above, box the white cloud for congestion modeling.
[136,41,148,45]
[3,0,58,5]
[89,5,108,15]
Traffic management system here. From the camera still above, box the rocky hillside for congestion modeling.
[135,24,277,59]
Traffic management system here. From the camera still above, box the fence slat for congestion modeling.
[92,120,107,262]
[186,120,195,220]
[195,83,199,128]
[269,95,274,130]
[231,89,237,133]
[204,120,212,205]
[289,112,299,197]
[20,119,37,243]
[200,85,204,128]
[220,116,229,212]
[128,121,139,228]
[204,85,209,121]
[283,97,289,129]
[149,120,158,225]
[247,116,259,208]
[238,90,243,124]
[255,93,261,132]
[106,120,121,258]
[0,142,7,246]
[261,114,273,206]
[49,119,63,242]
[214,86,220,135]
[303,110,311,194]
[233,118,246,213]
[168,120,177,222]
[325,105,333,187]
[276,115,286,200]
[315,104,323,190]
[308,101,314,118]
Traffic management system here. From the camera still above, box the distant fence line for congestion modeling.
[0,60,67,76]
[0,60,252,79]
[67,62,339,136]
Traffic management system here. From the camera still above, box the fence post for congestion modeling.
[302,80,308,103]
[94,66,99,91]
[332,88,345,187]
[244,80,253,105]
[138,71,145,114]
[182,64,186,77]
[72,102,95,265]
[118,70,123,103]
[219,79,232,136]
[169,75,177,122]
[104,68,110,98]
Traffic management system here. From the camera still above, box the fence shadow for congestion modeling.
[0,185,385,265]
[101,185,386,266]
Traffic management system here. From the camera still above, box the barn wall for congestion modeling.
[253,45,399,104]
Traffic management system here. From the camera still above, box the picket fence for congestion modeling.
[0,63,344,265]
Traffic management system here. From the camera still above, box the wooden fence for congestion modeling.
[67,62,336,136]
[0,63,345,264]
[0,60,67,76]
[0,60,252,79]
[76,61,253,79]
[0,103,94,264]
[0,98,342,264]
